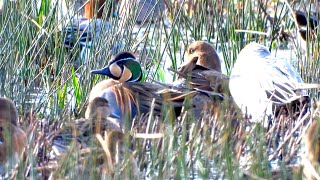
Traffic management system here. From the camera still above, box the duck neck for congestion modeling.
[84,0,105,19]
[84,0,117,19]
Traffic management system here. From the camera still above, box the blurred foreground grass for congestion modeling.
[0,0,319,179]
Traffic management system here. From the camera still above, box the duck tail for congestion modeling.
[296,83,320,90]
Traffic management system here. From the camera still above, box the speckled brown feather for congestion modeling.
[174,65,230,95]
[305,120,320,166]
[80,97,121,135]
[101,130,138,177]
[122,82,187,116]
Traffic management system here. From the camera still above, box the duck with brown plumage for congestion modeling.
[0,97,27,176]
[303,119,320,179]
[51,96,138,178]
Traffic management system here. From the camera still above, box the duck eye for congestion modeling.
[189,48,195,54]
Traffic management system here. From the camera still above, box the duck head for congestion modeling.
[294,11,318,41]
[86,97,111,120]
[294,10,318,29]
[179,41,221,74]
[0,97,18,126]
[91,52,143,83]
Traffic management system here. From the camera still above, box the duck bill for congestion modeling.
[90,66,112,76]
[179,56,198,74]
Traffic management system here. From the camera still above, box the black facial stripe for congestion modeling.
[109,52,136,65]
[116,52,136,60]
[108,73,120,80]
[117,63,124,78]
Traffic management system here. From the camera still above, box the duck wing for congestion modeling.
[262,57,308,105]
[123,82,187,117]
[64,18,92,48]
[172,65,230,97]
[63,18,111,49]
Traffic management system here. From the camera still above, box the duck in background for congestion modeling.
[0,97,27,175]
[294,10,318,42]
[178,41,222,73]
[64,0,121,56]
[229,42,320,122]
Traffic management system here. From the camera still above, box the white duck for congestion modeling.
[229,42,319,121]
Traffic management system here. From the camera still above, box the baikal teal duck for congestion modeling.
[86,51,185,130]
[86,52,143,122]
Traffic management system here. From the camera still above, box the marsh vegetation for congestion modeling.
[0,0,320,179]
